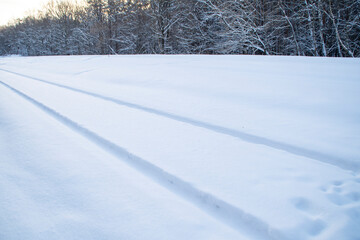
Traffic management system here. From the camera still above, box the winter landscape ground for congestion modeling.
[0,55,359,240]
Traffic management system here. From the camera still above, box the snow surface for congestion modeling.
[0,55,359,240]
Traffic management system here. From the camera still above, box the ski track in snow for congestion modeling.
[0,68,357,173]
[0,80,289,240]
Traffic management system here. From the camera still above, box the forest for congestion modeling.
[0,0,359,57]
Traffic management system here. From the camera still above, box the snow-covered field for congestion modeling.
[0,55,359,240]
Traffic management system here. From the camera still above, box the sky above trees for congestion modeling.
[0,0,64,26]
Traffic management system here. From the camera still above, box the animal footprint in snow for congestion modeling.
[290,197,322,217]
[291,197,312,212]
[323,179,360,206]
[320,180,344,193]
[332,180,344,186]
[304,219,327,236]
[344,192,360,202]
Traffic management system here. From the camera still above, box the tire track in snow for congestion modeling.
[1,68,358,173]
[0,80,288,240]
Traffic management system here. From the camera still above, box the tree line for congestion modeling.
[0,0,359,57]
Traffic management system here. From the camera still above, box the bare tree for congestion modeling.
[0,0,359,57]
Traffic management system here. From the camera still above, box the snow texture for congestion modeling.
[0,55,359,240]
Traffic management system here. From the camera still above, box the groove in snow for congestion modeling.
[0,68,357,173]
[0,80,289,240]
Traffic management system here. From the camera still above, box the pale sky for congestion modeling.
[0,0,52,26]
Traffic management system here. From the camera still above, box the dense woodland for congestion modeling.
[0,0,359,57]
